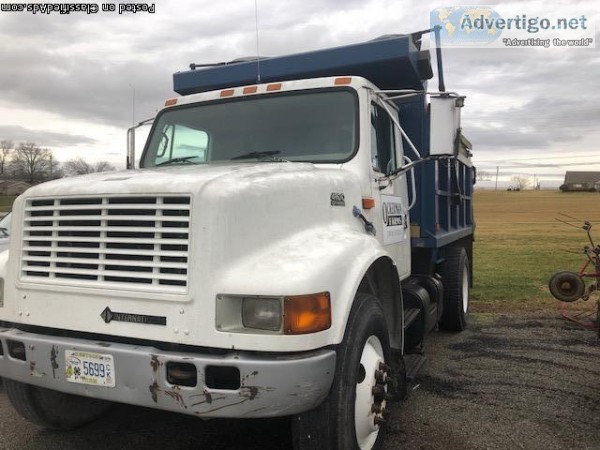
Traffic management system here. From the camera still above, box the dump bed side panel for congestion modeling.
[396,94,474,257]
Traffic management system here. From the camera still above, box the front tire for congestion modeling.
[439,246,470,331]
[292,294,395,450]
[4,379,112,430]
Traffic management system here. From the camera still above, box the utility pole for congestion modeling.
[495,166,499,191]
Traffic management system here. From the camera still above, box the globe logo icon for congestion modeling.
[431,7,504,45]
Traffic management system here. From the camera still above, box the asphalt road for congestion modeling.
[0,311,598,450]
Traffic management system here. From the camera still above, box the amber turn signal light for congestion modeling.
[284,292,331,335]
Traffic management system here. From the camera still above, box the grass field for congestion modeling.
[471,190,600,311]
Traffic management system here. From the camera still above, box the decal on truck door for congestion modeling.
[381,194,408,245]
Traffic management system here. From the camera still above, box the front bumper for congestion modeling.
[0,327,336,418]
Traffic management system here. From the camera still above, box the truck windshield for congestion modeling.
[142,89,357,167]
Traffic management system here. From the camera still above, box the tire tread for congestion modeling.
[439,246,469,331]
[4,379,111,430]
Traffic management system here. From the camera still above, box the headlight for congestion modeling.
[242,297,282,331]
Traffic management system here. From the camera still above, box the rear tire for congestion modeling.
[4,379,112,430]
[439,247,469,331]
[292,293,397,450]
[549,271,585,302]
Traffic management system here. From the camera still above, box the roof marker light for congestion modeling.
[335,77,352,85]
[243,86,258,94]
[266,83,282,92]
[220,89,235,97]
[164,98,178,106]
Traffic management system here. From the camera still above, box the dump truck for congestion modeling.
[0,28,474,449]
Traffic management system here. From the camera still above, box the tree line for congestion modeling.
[476,170,538,190]
[0,140,116,184]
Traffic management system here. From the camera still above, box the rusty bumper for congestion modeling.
[0,327,336,418]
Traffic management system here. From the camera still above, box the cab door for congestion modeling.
[369,99,411,280]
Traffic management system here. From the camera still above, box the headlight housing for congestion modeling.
[216,292,331,335]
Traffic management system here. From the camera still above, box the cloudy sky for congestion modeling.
[0,0,598,188]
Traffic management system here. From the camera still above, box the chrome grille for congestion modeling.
[21,195,191,293]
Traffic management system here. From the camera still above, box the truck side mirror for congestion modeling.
[429,96,465,157]
[127,126,136,169]
[126,118,154,170]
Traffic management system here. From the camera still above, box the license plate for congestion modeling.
[65,350,115,387]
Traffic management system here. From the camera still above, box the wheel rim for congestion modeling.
[462,262,469,313]
[559,280,577,295]
[354,335,387,450]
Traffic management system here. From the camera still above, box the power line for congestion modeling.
[476,153,600,163]
[477,161,600,169]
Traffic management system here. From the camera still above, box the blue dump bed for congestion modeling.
[173,34,474,256]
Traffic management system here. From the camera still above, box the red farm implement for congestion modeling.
[549,220,600,337]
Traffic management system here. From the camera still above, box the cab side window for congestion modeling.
[370,103,397,174]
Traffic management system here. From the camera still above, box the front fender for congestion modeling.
[217,224,391,348]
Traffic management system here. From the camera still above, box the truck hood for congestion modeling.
[25,162,326,197]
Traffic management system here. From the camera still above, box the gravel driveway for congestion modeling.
[388,312,600,450]
[0,311,598,449]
